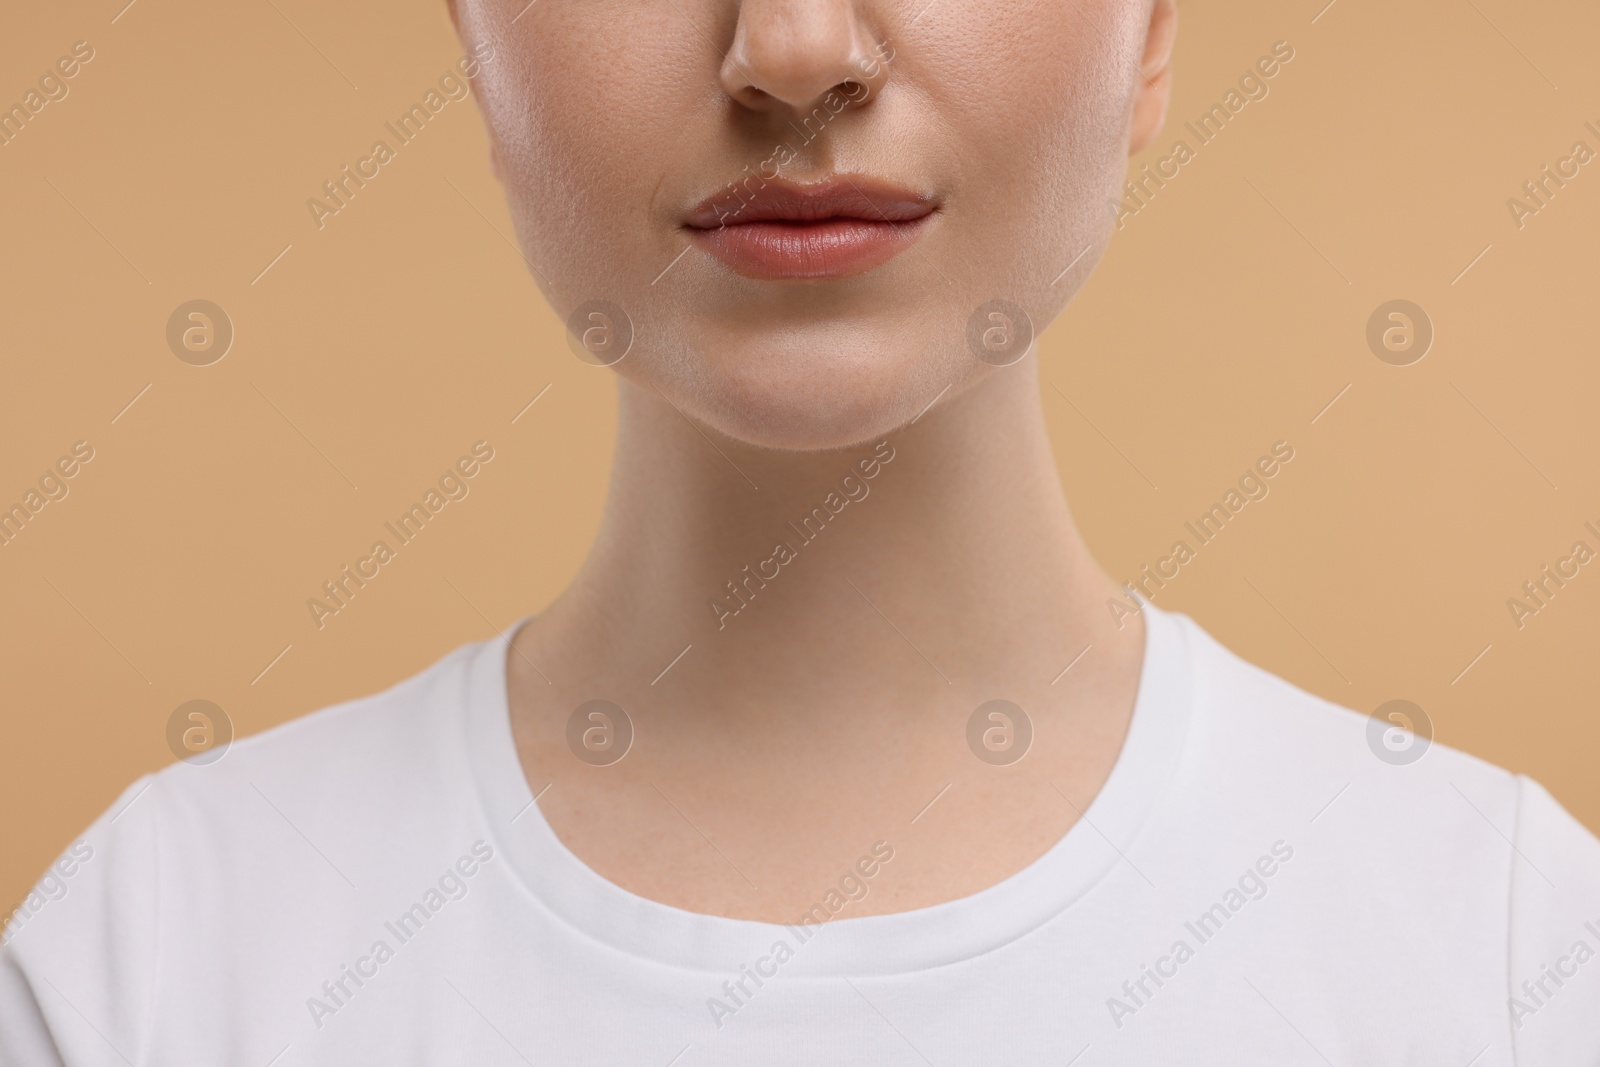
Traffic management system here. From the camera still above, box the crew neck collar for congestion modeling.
[461,604,1192,977]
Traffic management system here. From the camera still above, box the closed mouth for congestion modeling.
[683,176,937,279]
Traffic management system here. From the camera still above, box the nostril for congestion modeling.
[836,78,880,108]
[718,4,890,115]
[737,86,775,108]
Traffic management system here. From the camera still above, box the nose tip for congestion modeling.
[720,1,889,114]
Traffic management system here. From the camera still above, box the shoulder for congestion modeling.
[154,634,497,873]
[90,638,495,872]
[1166,607,1521,818]
[1150,603,1592,914]
[1157,608,1600,1056]
[0,635,501,1062]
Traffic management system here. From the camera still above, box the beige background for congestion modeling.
[3,0,1597,914]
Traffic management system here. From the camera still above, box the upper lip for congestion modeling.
[685,176,937,229]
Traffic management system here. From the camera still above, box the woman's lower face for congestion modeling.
[454,0,1161,449]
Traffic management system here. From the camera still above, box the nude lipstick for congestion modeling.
[684,177,936,280]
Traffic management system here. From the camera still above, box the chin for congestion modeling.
[646,318,965,453]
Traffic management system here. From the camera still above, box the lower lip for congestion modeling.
[686,216,932,280]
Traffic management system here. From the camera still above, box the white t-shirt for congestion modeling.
[4,605,1599,1065]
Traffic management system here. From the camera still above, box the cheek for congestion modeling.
[475,12,700,304]
[933,1,1135,154]
[922,0,1138,276]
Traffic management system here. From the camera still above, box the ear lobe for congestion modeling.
[1128,0,1178,156]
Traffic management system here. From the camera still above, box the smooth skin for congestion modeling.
[447,0,1178,921]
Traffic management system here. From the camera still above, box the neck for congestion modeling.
[508,359,1149,919]
[528,359,1142,720]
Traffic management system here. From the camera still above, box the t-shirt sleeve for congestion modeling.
[0,776,160,1067]
[1508,774,1600,1064]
